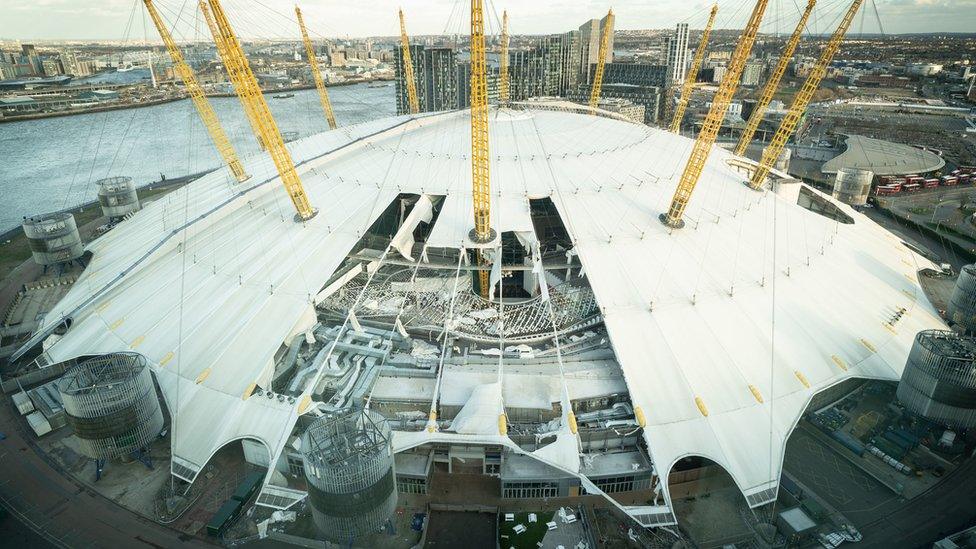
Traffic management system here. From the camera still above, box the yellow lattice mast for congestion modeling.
[660,0,770,228]
[748,0,862,190]
[469,0,494,299]
[669,4,718,133]
[587,9,614,110]
[199,0,264,151]
[206,0,316,220]
[499,10,510,104]
[398,9,420,114]
[295,5,337,130]
[734,0,816,156]
[143,0,248,182]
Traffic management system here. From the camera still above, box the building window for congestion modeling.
[588,475,637,494]
[502,481,559,499]
[397,476,428,495]
[287,455,305,477]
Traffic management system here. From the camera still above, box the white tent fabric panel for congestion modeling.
[28,106,947,511]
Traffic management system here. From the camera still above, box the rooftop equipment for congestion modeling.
[398,9,420,114]
[144,0,249,181]
[469,0,495,299]
[771,146,792,173]
[734,0,817,156]
[947,264,976,333]
[498,11,510,104]
[896,330,976,428]
[587,10,614,111]
[295,5,337,130]
[205,0,316,221]
[96,176,141,220]
[660,0,770,228]
[832,167,873,206]
[301,409,398,542]
[58,353,164,478]
[669,4,718,133]
[22,212,84,269]
[747,0,863,190]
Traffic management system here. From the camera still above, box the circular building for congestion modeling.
[22,212,84,267]
[301,409,397,542]
[58,353,164,460]
[947,264,976,333]
[897,330,976,428]
[96,176,141,220]
[832,167,874,206]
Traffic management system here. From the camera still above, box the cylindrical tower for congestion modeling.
[831,168,873,206]
[948,264,976,333]
[764,145,791,173]
[58,353,164,460]
[22,212,84,267]
[301,409,397,543]
[96,176,141,219]
[897,330,976,428]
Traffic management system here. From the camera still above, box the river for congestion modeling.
[0,82,396,232]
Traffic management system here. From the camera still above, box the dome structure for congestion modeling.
[19,104,946,526]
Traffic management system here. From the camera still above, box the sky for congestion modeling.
[0,0,973,41]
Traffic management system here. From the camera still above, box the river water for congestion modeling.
[0,82,396,232]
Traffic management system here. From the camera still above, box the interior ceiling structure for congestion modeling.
[30,105,946,518]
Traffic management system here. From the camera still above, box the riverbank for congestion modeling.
[0,77,392,124]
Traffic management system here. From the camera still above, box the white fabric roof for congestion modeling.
[35,106,946,510]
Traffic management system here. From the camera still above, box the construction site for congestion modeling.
[1,0,975,548]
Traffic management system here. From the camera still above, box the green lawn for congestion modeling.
[498,511,555,549]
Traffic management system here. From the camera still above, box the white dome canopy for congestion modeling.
[29,105,945,521]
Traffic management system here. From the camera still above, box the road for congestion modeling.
[858,456,976,548]
[0,395,213,548]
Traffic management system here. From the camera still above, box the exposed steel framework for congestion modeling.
[669,4,718,134]
[587,10,614,110]
[469,0,493,298]
[207,0,316,220]
[144,0,248,182]
[734,0,817,156]
[398,9,420,114]
[660,0,770,228]
[199,0,264,150]
[748,0,863,190]
[499,10,510,104]
[295,5,337,130]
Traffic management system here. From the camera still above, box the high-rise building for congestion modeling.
[422,47,459,111]
[741,61,765,87]
[509,35,564,100]
[665,23,690,85]
[394,45,460,114]
[578,15,615,84]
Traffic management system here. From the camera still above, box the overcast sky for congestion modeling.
[0,0,973,41]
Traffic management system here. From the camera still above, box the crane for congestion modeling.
[206,0,316,221]
[199,0,264,151]
[469,0,493,299]
[734,0,816,156]
[499,10,510,104]
[295,5,337,130]
[669,4,718,134]
[587,9,614,111]
[660,0,770,228]
[143,0,248,182]
[398,9,420,114]
[748,0,863,190]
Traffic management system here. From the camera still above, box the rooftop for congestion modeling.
[821,134,946,176]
